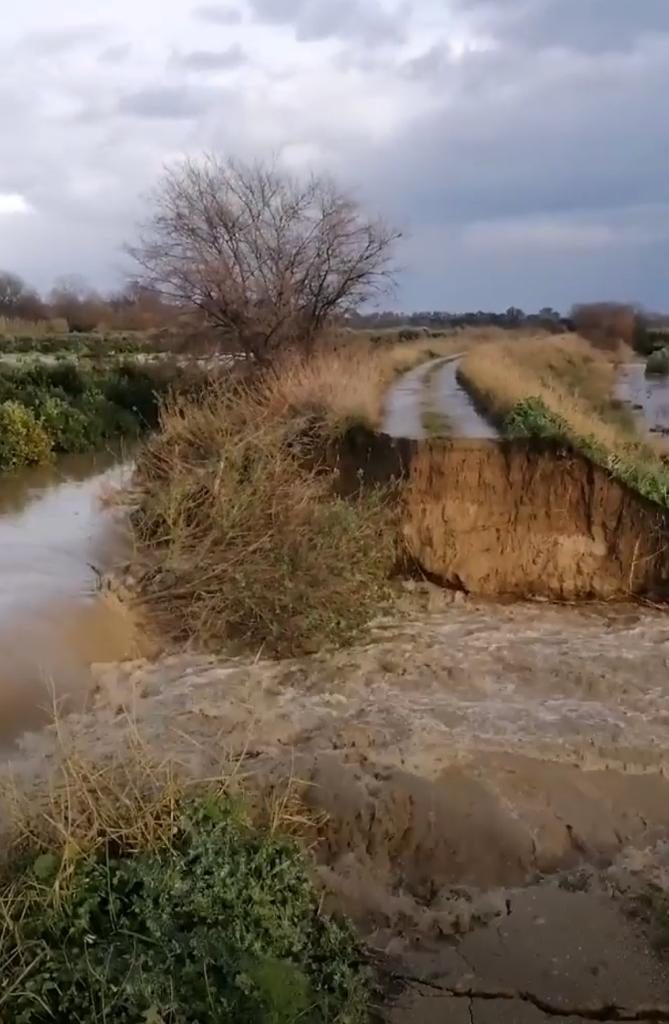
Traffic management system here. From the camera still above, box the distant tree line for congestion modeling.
[348,303,669,354]
[345,306,570,334]
[0,271,178,333]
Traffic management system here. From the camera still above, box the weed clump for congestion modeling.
[132,373,399,657]
[0,758,368,1023]
[646,348,669,377]
[505,396,568,440]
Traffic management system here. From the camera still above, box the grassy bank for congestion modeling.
[131,351,403,657]
[458,335,669,506]
[0,360,193,470]
[0,753,368,1023]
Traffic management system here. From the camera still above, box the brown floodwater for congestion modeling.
[0,450,142,746]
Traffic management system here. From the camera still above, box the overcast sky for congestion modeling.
[1,0,668,312]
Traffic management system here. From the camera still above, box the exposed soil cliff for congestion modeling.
[339,433,669,600]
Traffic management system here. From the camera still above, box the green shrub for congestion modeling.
[504,396,568,440]
[37,395,92,453]
[0,401,52,468]
[0,796,368,1024]
[646,347,669,376]
[100,361,166,426]
[0,360,191,469]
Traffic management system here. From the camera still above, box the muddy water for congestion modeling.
[618,361,669,434]
[383,356,497,439]
[431,358,498,438]
[382,359,436,438]
[0,451,142,746]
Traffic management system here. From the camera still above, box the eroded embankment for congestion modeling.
[339,432,669,600]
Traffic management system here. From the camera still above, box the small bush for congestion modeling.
[0,793,368,1023]
[0,401,52,468]
[646,348,669,376]
[37,395,91,452]
[504,396,568,440]
[100,360,167,425]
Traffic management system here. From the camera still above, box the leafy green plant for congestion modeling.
[0,796,369,1023]
[36,395,92,453]
[0,360,196,470]
[504,396,568,440]
[0,400,52,468]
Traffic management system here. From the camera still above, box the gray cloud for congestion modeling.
[193,3,243,24]
[17,25,105,55]
[457,0,669,52]
[118,86,214,119]
[346,19,669,309]
[248,0,408,44]
[4,0,669,313]
[172,45,247,71]
[99,43,132,64]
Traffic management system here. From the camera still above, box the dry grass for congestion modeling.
[459,334,642,454]
[259,346,389,431]
[259,334,469,432]
[0,729,311,878]
[131,374,400,656]
[0,316,69,339]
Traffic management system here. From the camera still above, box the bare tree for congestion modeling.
[0,271,43,319]
[128,156,399,359]
[49,275,107,332]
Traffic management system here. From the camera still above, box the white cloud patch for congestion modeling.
[0,193,32,215]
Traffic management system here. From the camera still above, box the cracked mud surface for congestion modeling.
[378,875,669,1021]
[6,589,669,1020]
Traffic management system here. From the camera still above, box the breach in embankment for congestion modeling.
[4,332,669,1023]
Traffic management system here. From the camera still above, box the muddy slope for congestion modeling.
[339,433,669,600]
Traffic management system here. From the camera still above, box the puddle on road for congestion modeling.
[383,356,497,439]
[0,450,143,746]
[382,360,435,439]
[431,359,498,439]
